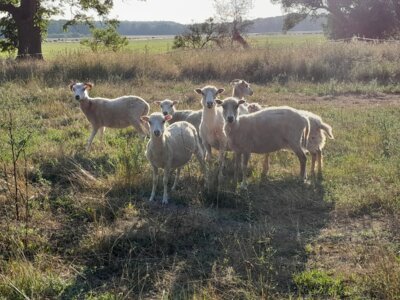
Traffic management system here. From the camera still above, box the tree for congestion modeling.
[0,0,118,59]
[213,0,254,48]
[172,18,219,49]
[81,20,128,52]
[271,0,400,39]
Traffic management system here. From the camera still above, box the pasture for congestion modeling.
[0,36,400,299]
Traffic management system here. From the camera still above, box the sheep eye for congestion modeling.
[162,120,165,123]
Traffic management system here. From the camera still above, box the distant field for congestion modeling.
[0,34,327,59]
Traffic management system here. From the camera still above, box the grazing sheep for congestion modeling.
[299,110,334,177]
[195,85,226,185]
[216,97,310,188]
[155,99,202,133]
[141,113,205,204]
[70,82,150,150]
[247,104,334,177]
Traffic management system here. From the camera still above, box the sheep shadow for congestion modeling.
[59,175,332,298]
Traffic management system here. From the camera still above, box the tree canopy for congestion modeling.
[271,0,400,39]
[0,0,122,59]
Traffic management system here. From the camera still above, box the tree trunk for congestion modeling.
[14,0,43,59]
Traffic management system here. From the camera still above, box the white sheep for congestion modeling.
[216,97,310,188]
[154,99,202,133]
[231,79,254,115]
[141,113,206,204]
[246,104,334,177]
[195,85,226,185]
[70,82,150,150]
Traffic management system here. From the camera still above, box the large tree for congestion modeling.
[0,0,117,59]
[271,0,400,39]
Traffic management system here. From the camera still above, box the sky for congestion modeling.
[106,0,283,23]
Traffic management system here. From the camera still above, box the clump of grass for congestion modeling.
[293,269,347,298]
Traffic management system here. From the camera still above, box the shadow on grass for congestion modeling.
[59,174,332,299]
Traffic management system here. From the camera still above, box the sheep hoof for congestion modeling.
[162,198,169,205]
[239,183,248,190]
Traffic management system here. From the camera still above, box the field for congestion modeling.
[0,35,400,299]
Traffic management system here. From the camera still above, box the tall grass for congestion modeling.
[2,41,400,87]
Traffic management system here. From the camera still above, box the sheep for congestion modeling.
[70,82,150,150]
[247,102,263,113]
[195,85,226,186]
[246,103,334,177]
[231,79,254,115]
[154,99,202,134]
[141,113,206,204]
[215,97,310,188]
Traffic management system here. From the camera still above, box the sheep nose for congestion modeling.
[75,95,80,100]
[249,90,254,95]
[227,116,234,123]
[207,103,213,108]
[163,111,168,116]
[154,130,161,137]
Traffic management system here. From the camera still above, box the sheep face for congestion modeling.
[216,97,246,124]
[195,86,224,109]
[70,82,92,101]
[142,113,172,138]
[231,79,253,98]
[156,99,178,116]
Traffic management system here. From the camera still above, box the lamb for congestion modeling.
[141,113,206,204]
[195,85,226,185]
[154,99,202,133]
[70,82,150,150]
[215,97,310,188]
[246,103,334,177]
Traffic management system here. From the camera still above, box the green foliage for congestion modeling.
[80,20,128,52]
[173,18,220,49]
[294,269,347,298]
[273,0,400,39]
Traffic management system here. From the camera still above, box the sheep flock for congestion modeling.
[70,79,334,204]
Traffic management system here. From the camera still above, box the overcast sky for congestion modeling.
[104,0,283,23]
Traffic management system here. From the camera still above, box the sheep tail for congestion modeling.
[302,118,310,149]
[139,103,151,135]
[320,122,334,139]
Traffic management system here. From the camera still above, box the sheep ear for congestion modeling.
[140,116,150,122]
[238,99,246,106]
[172,100,179,106]
[230,79,240,85]
[217,88,225,94]
[215,99,223,105]
[69,82,75,91]
[195,88,203,95]
[154,101,161,105]
[84,82,93,90]
[164,115,173,122]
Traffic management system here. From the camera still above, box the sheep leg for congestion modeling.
[234,152,242,188]
[195,146,207,187]
[240,152,251,190]
[98,127,106,145]
[311,152,317,177]
[295,149,308,181]
[86,127,99,151]
[317,149,323,176]
[149,166,158,202]
[171,168,181,191]
[162,168,170,204]
[262,153,270,176]
[204,143,213,189]
[132,120,147,137]
[217,147,225,186]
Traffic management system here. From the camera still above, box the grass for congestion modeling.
[0,37,400,299]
